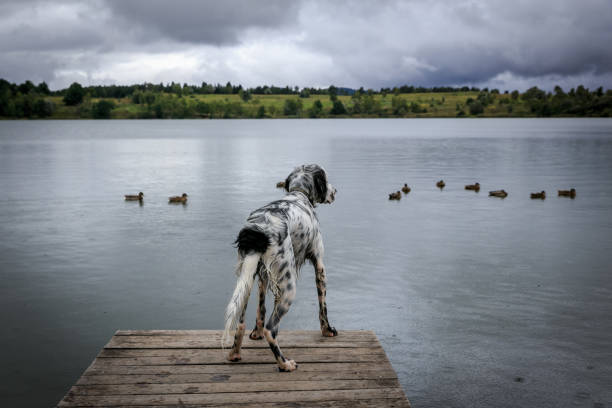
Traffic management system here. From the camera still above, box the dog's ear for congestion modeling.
[284,173,292,192]
[312,168,328,203]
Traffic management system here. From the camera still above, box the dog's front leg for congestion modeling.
[314,259,338,337]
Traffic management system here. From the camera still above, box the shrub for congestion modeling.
[92,100,115,119]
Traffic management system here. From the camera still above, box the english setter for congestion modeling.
[222,164,338,371]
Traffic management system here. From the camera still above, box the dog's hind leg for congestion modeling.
[310,237,338,337]
[225,255,259,362]
[249,270,268,340]
[227,294,250,361]
[262,244,298,371]
[228,292,250,361]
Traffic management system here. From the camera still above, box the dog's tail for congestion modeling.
[222,253,260,348]
[222,226,270,348]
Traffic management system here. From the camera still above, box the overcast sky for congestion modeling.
[1,0,612,91]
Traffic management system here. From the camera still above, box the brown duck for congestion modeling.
[530,191,546,199]
[465,182,480,191]
[436,180,445,189]
[125,192,144,201]
[558,188,576,198]
[489,189,508,198]
[276,181,286,188]
[169,193,188,203]
[388,191,401,200]
[401,184,411,194]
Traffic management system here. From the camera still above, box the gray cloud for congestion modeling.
[107,0,301,45]
[0,0,611,91]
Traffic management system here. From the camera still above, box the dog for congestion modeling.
[222,164,338,372]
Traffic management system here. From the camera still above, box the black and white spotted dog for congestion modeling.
[222,164,338,371]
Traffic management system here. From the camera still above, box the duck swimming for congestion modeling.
[169,193,188,203]
[558,188,576,198]
[530,191,546,199]
[489,189,508,198]
[465,183,480,191]
[388,191,401,200]
[125,192,144,201]
[436,180,445,189]
[401,184,411,194]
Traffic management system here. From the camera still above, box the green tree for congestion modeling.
[18,80,35,95]
[36,81,50,95]
[91,100,115,118]
[308,99,324,117]
[239,89,252,102]
[283,98,303,116]
[330,100,347,115]
[63,82,85,106]
[256,105,266,118]
[391,96,408,115]
[469,101,484,115]
[33,98,54,117]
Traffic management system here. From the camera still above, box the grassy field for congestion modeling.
[40,92,534,119]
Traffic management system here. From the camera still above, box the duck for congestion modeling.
[388,191,401,200]
[436,180,445,189]
[530,191,546,199]
[465,182,480,191]
[558,188,576,198]
[401,184,411,194]
[489,189,508,198]
[125,192,144,201]
[276,181,286,188]
[169,193,188,203]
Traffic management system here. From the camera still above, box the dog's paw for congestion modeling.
[227,351,242,362]
[278,359,298,372]
[249,330,263,340]
[322,326,338,337]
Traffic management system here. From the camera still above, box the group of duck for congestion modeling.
[388,181,576,201]
[124,192,189,204]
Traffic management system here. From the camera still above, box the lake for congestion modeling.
[1,118,611,407]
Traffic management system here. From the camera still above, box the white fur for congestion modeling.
[222,253,260,347]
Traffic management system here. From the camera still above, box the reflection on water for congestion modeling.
[1,119,611,407]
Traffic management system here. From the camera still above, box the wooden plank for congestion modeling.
[106,336,377,349]
[103,400,411,408]
[69,378,399,396]
[92,352,386,366]
[114,330,375,338]
[77,369,397,385]
[99,346,382,358]
[85,402,410,408]
[84,361,395,376]
[59,387,406,407]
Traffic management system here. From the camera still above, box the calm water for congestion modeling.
[1,119,611,407]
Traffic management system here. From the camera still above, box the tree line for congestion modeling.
[1,78,611,119]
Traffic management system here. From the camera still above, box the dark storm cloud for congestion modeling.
[106,0,301,45]
[296,0,612,89]
[0,0,611,90]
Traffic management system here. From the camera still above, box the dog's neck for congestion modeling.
[288,188,314,206]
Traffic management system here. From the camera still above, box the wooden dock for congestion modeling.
[58,330,410,407]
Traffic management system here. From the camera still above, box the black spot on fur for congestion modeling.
[235,226,270,254]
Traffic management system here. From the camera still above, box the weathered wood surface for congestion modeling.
[58,330,410,407]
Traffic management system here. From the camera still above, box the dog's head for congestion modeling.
[284,164,336,206]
